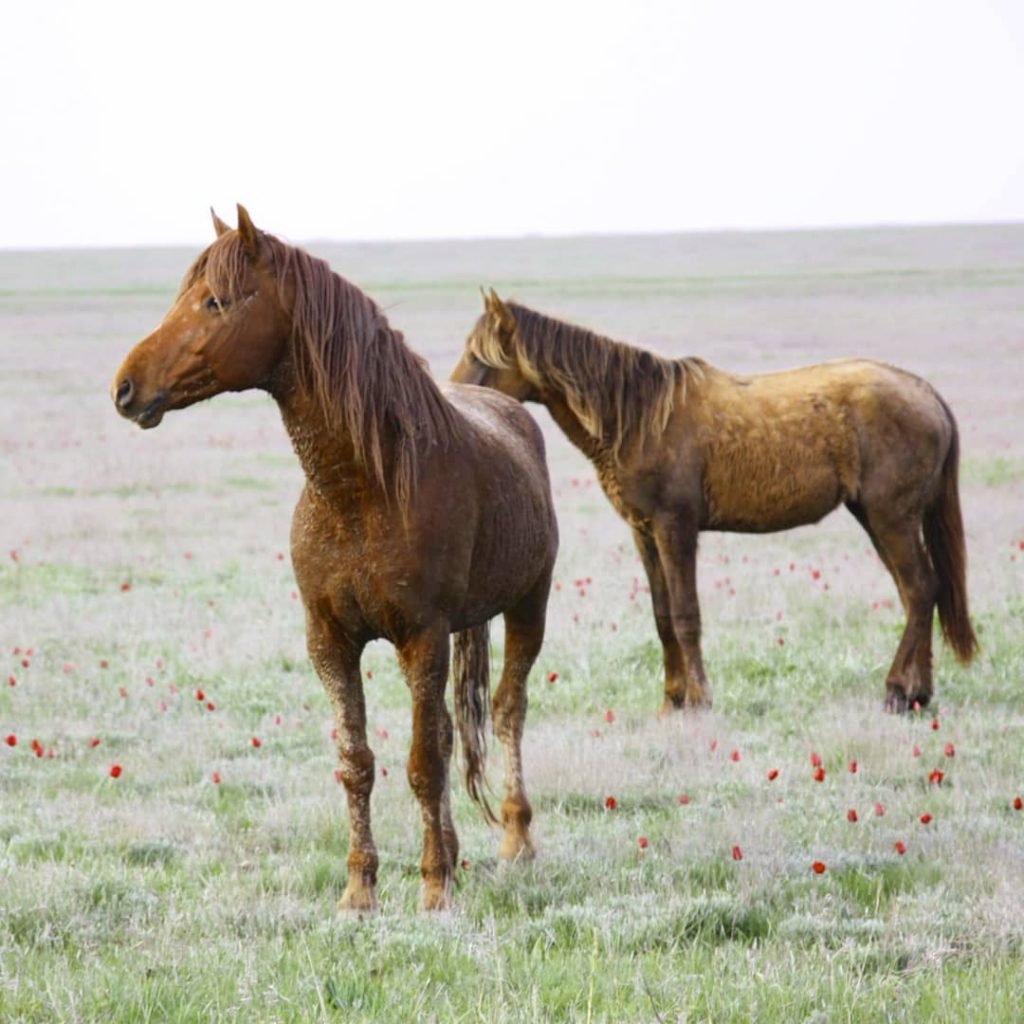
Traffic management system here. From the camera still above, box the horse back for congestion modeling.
[679,359,951,533]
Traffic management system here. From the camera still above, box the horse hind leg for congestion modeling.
[851,503,938,711]
[492,578,550,863]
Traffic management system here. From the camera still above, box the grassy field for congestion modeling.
[1,224,1023,1022]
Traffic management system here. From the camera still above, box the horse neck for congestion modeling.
[541,389,611,466]
[273,367,384,508]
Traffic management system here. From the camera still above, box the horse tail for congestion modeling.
[923,402,978,663]
[452,622,498,823]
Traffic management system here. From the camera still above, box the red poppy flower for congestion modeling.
[120,581,131,592]
[205,701,215,712]
[810,751,822,768]
[919,812,932,825]
[944,743,955,758]
[811,861,826,874]
[847,808,858,823]
[604,709,615,724]
[729,750,740,762]
[911,745,921,758]
[6,676,14,687]
[638,836,649,850]
[767,768,779,781]
[847,760,858,774]
[930,718,940,731]
[893,840,906,855]
[928,769,944,785]
[731,845,743,861]
[1013,796,1022,811]
[88,737,100,748]
[381,767,389,777]
[813,766,826,783]
[677,793,690,805]
[874,802,885,817]
[250,736,262,748]
[194,689,205,701]
[547,671,558,683]
[211,771,221,784]
[4,734,15,747]
[604,795,617,810]
[109,764,122,779]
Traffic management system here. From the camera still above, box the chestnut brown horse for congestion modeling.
[452,291,977,714]
[112,209,558,912]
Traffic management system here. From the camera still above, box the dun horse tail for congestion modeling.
[923,403,978,663]
[452,622,498,823]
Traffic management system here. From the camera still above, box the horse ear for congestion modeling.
[487,289,514,332]
[210,208,231,238]
[236,204,262,259]
[480,286,490,312]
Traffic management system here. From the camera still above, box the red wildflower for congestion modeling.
[729,749,741,762]
[118,687,127,698]
[848,760,858,774]
[810,751,822,767]
[928,769,944,785]
[194,689,205,701]
[380,767,388,777]
[205,701,215,712]
[120,581,131,592]
[930,718,940,731]
[250,736,262,748]
[847,808,858,823]
[894,840,906,855]
[211,772,221,784]
[731,845,743,861]
[547,671,558,683]
[88,737,100,748]
[4,734,15,747]
[109,764,122,779]
[919,812,932,825]
[604,795,617,811]
[811,861,826,874]
[638,836,649,850]
[604,709,615,724]
[7,676,14,687]
[874,802,885,817]
[767,768,779,781]
[677,792,690,805]
[1013,796,1022,811]
[944,743,955,758]
[813,766,826,783]
[911,745,921,758]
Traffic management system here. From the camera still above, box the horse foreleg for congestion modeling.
[307,625,377,914]
[398,626,454,912]
[493,581,548,863]
[652,515,712,709]
[632,527,691,714]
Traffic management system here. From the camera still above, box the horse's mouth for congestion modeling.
[132,393,168,429]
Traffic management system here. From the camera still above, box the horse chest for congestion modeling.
[595,463,648,530]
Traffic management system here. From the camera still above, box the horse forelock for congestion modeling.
[488,303,692,458]
[181,231,460,506]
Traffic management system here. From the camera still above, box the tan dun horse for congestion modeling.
[112,209,558,912]
[452,292,976,714]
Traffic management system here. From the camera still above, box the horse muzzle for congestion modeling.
[111,375,168,429]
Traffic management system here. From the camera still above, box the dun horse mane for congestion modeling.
[181,233,462,506]
[477,303,703,459]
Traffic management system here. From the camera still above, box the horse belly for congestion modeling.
[702,436,854,533]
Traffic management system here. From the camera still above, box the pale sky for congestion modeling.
[4,0,1024,249]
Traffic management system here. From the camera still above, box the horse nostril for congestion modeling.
[115,378,134,410]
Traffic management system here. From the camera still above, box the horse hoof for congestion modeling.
[498,832,536,863]
[338,886,378,916]
[420,882,453,913]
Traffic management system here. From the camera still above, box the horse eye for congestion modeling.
[204,295,228,312]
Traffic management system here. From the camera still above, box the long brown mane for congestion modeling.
[473,303,703,460]
[181,232,462,505]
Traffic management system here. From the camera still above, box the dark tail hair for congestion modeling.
[452,622,497,823]
[923,408,978,663]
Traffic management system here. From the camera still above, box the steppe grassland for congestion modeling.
[1,226,1023,1021]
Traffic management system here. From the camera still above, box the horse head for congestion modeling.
[111,205,290,427]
